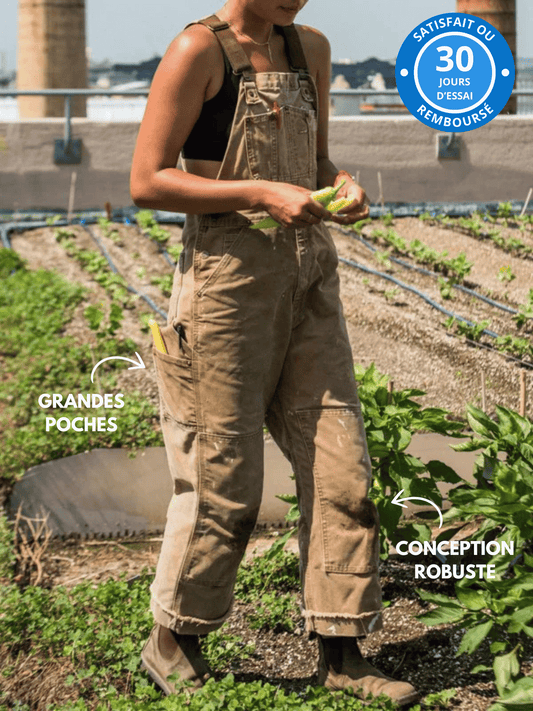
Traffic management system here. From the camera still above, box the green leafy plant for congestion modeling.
[0,263,162,480]
[350,217,372,234]
[84,301,124,340]
[200,630,255,668]
[384,287,399,302]
[247,591,300,633]
[494,335,533,360]
[354,363,464,559]
[422,687,457,709]
[416,404,533,709]
[54,230,134,306]
[150,274,173,297]
[45,213,63,226]
[497,201,513,220]
[97,216,122,245]
[134,210,171,245]
[374,250,392,270]
[167,244,183,263]
[437,277,453,300]
[512,289,533,329]
[0,514,15,581]
[0,247,26,278]
[446,318,491,343]
[234,548,299,602]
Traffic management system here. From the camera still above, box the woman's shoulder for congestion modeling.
[293,24,331,82]
[294,24,331,57]
[161,22,223,70]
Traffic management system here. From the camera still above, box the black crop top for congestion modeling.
[181,50,240,161]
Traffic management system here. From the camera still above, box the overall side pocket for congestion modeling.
[153,322,196,428]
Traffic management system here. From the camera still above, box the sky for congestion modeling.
[2,0,532,73]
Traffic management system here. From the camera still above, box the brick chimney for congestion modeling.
[456,0,516,113]
[17,0,87,118]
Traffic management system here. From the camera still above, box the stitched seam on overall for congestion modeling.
[194,226,247,299]
[296,406,365,575]
[272,403,315,613]
[175,425,264,592]
[168,225,205,606]
[303,609,382,620]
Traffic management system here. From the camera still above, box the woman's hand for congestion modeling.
[260,182,331,228]
[328,171,370,225]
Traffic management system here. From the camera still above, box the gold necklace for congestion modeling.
[231,24,274,63]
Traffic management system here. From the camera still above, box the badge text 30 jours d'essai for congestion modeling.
[396,13,515,131]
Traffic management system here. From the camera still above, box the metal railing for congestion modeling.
[1,87,532,152]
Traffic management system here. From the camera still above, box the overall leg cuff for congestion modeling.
[304,608,383,637]
[150,594,234,635]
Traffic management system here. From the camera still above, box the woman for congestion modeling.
[130,1,417,706]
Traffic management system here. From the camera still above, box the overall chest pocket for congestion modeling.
[245,105,317,183]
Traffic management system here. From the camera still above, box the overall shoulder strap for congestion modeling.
[192,14,253,76]
[278,24,309,76]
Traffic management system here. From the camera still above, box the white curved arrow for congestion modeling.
[391,489,444,529]
[90,352,146,383]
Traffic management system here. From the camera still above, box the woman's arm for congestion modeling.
[130,25,330,226]
[300,26,369,224]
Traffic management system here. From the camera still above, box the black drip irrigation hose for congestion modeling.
[81,225,168,320]
[338,251,533,371]
[0,215,170,321]
[336,225,519,316]
[134,225,176,268]
[337,255,500,339]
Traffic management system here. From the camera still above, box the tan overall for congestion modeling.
[150,16,383,638]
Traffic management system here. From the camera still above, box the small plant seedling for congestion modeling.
[496,201,513,219]
[374,250,392,270]
[150,274,173,297]
[438,276,454,300]
[498,265,516,283]
[384,287,399,302]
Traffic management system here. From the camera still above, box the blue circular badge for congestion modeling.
[396,13,515,132]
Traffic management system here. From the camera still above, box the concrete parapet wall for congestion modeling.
[329,115,532,204]
[0,116,531,211]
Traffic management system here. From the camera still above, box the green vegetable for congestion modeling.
[250,179,347,230]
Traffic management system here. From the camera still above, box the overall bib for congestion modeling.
[150,16,383,638]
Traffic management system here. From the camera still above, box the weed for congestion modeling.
[234,548,299,601]
[201,630,255,668]
[247,591,300,632]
